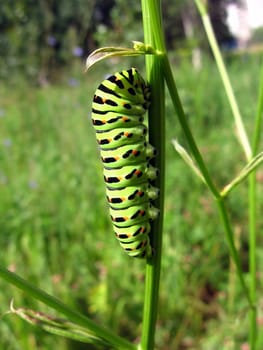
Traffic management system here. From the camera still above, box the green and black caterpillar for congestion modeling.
[91,68,159,258]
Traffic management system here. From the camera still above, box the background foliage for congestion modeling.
[0,0,239,82]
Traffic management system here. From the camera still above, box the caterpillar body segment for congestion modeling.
[118,235,152,258]
[100,142,156,168]
[92,70,150,115]
[92,113,145,132]
[95,125,147,149]
[106,184,159,209]
[114,222,151,240]
[96,69,151,105]
[103,164,158,188]
[91,68,158,258]
[109,203,159,227]
[93,96,147,115]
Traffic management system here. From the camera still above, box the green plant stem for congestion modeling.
[248,173,257,350]
[140,1,257,349]
[195,2,260,347]
[215,199,251,305]
[161,28,252,309]
[252,64,263,154]
[248,63,263,349]
[194,0,252,161]
[140,1,165,349]
[162,55,218,198]
[0,266,136,350]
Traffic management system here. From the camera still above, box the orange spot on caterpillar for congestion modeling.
[116,216,129,222]
[135,170,142,176]
[132,150,139,156]
[122,116,129,122]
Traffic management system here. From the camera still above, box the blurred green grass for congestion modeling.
[0,56,262,349]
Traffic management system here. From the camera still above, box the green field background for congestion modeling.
[1,54,263,349]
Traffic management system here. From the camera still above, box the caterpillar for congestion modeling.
[91,68,159,258]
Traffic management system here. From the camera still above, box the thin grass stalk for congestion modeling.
[195,2,263,347]
[252,64,263,153]
[140,0,165,349]
[161,32,252,308]
[162,55,218,198]
[195,2,259,347]
[0,267,136,350]
[248,173,257,350]
[141,1,253,349]
[228,225,244,314]
[248,63,263,349]
[215,198,251,304]
[194,0,252,160]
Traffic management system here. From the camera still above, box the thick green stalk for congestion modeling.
[140,1,165,349]
[248,63,263,349]
[140,1,256,349]
[194,0,252,160]
[0,267,136,350]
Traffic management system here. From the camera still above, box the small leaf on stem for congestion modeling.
[221,151,263,197]
[9,300,109,346]
[85,42,155,71]
[172,139,205,184]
